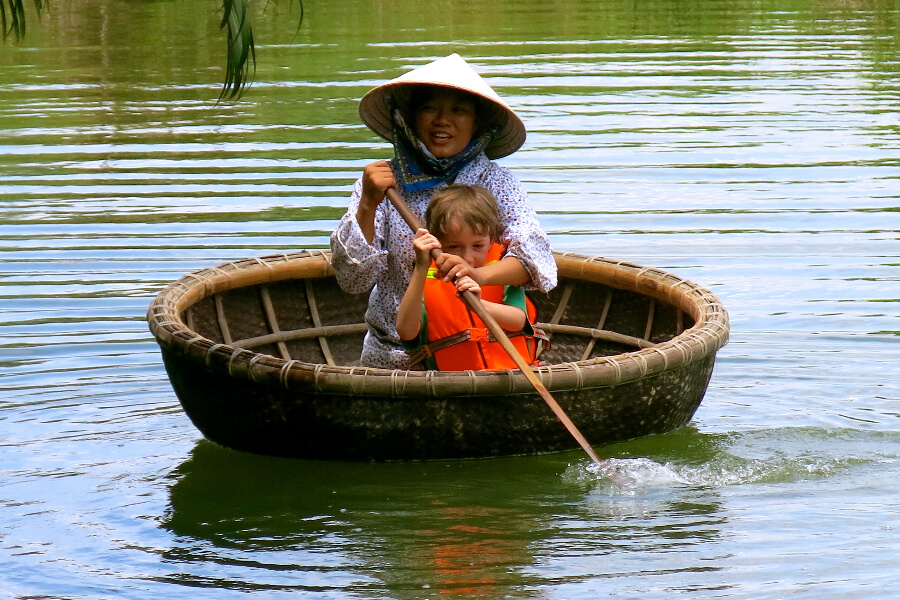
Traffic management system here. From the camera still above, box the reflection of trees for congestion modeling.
[2,0,303,100]
[5,0,897,105]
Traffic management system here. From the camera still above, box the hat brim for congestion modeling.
[358,55,526,160]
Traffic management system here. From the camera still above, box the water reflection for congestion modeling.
[162,433,737,595]
[163,441,549,595]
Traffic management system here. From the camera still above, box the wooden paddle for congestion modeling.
[385,188,602,464]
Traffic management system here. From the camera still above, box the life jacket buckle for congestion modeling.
[468,328,490,343]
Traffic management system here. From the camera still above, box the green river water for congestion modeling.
[1,0,899,598]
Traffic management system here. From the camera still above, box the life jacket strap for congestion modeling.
[408,327,545,368]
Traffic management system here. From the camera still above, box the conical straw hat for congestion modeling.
[358,54,526,160]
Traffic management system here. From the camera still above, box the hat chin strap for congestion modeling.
[417,139,438,160]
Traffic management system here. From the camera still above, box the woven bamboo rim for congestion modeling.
[147,250,729,397]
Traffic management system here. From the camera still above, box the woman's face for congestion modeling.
[414,89,478,159]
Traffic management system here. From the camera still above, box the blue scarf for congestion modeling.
[388,99,496,192]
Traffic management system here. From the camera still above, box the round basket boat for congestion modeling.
[147,250,729,461]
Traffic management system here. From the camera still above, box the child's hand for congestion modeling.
[412,229,441,269]
[434,253,474,283]
[454,275,481,301]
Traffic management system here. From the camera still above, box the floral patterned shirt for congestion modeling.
[330,152,557,369]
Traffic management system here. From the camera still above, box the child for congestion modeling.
[396,184,542,371]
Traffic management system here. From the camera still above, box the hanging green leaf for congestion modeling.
[218,0,256,101]
[1,0,44,42]
[3,0,304,102]
[217,0,304,101]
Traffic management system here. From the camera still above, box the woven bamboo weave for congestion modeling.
[147,251,729,398]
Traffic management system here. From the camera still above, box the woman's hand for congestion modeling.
[412,229,441,270]
[360,161,396,212]
[454,275,481,301]
[357,161,396,243]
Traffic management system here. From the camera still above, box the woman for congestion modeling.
[330,53,556,369]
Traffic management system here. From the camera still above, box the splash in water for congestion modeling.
[564,449,865,495]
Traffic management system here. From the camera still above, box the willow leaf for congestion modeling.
[1,0,44,42]
[218,0,256,102]
[16,0,25,37]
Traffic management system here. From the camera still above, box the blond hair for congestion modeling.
[425,184,500,241]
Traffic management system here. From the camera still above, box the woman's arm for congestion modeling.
[330,169,394,294]
[433,253,529,288]
[472,255,529,287]
[478,164,558,293]
[357,161,397,244]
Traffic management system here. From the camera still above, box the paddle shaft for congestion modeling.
[385,188,601,464]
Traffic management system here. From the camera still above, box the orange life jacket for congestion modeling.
[422,243,538,371]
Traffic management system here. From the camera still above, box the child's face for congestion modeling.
[438,219,492,268]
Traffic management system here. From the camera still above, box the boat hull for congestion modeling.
[148,250,729,460]
[161,347,714,460]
